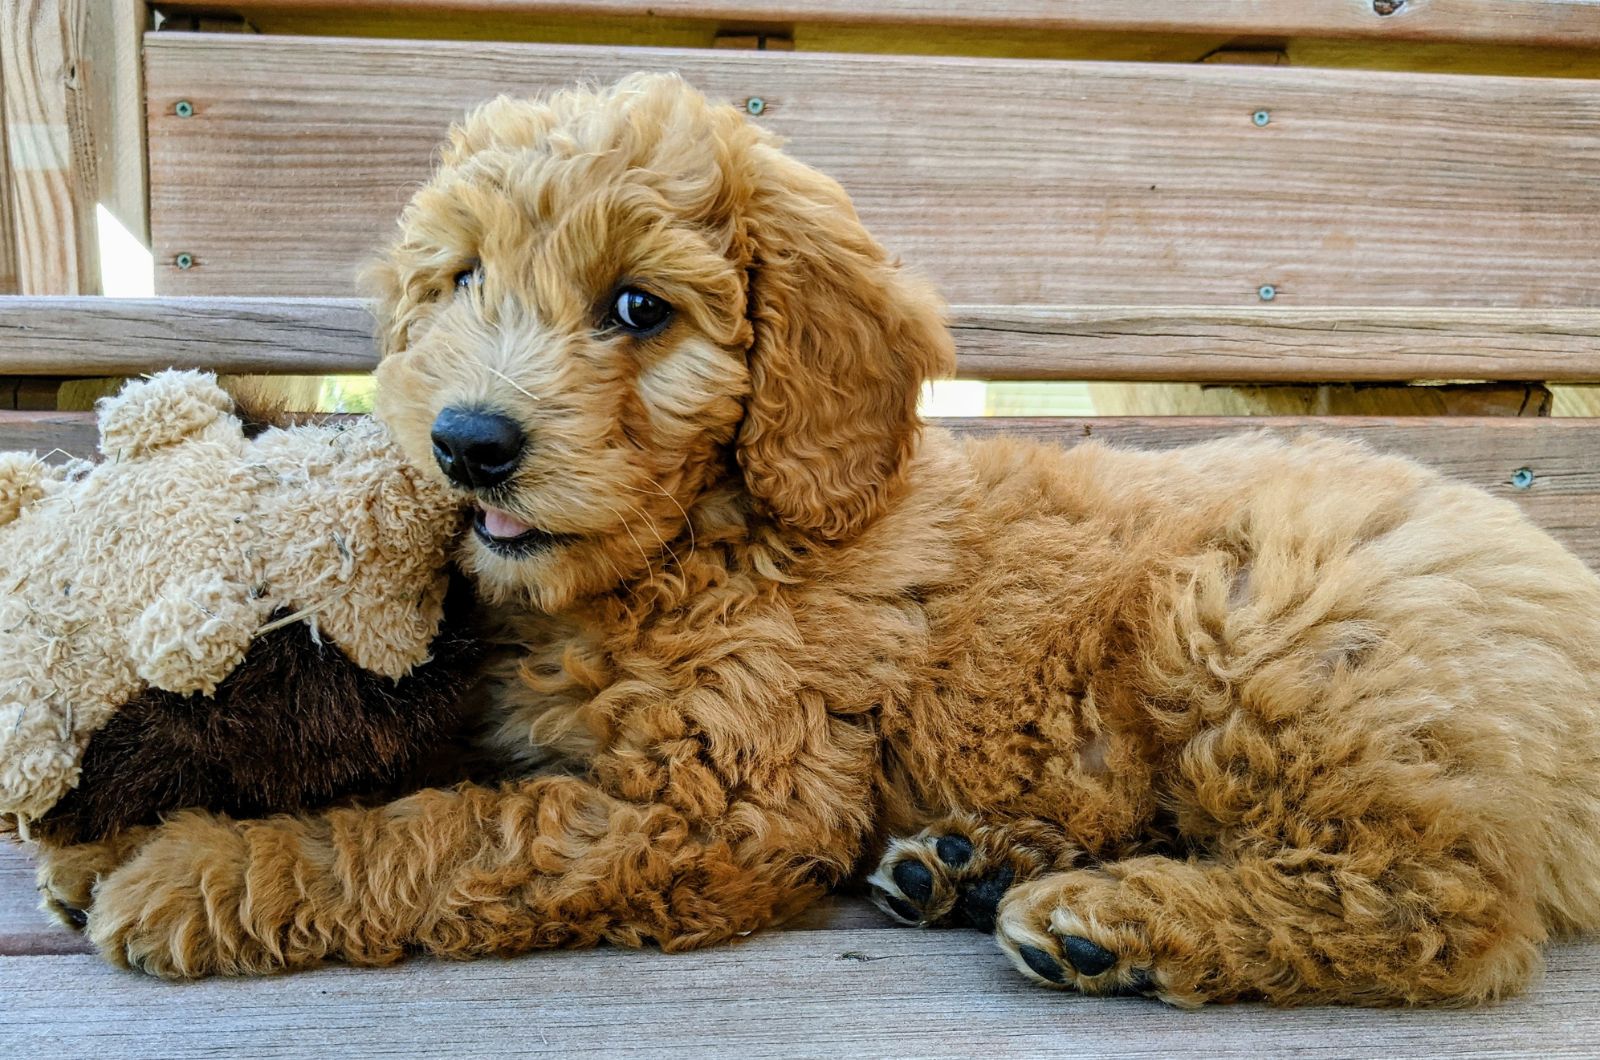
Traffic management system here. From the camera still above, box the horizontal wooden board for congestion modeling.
[145,35,1600,305]
[6,411,1597,565]
[8,298,1600,383]
[0,410,100,459]
[195,1,1600,49]
[3,930,1599,1057]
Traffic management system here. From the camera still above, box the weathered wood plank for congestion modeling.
[144,35,1600,305]
[3,934,1599,1057]
[1,0,101,294]
[8,298,1600,383]
[0,62,18,296]
[5,411,1597,564]
[164,0,1600,49]
[0,408,97,456]
[83,0,149,246]
[8,298,1600,381]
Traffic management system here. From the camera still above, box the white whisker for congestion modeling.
[597,498,652,573]
[482,363,541,404]
[621,474,696,565]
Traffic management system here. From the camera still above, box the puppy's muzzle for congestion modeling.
[430,407,525,490]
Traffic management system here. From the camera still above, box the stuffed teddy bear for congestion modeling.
[0,370,482,843]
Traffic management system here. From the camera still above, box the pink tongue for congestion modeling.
[480,506,535,540]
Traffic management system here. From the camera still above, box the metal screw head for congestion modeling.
[745,97,766,116]
[1252,109,1271,127]
[175,252,194,270]
[175,100,194,118]
[1511,467,1535,489]
[1257,284,1277,302]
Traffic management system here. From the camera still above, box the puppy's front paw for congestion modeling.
[87,815,281,978]
[867,814,1079,931]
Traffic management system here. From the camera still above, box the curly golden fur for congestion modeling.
[39,74,1600,1007]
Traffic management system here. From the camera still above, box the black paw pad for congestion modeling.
[1061,935,1118,977]
[934,835,974,867]
[1017,944,1066,983]
[884,895,922,923]
[62,905,88,930]
[954,865,1013,932]
[892,859,934,904]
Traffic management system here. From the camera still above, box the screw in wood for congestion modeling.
[1511,467,1535,489]
[1252,110,1271,127]
[1373,0,1406,15]
[175,100,194,118]
[1257,284,1277,302]
[746,97,766,116]
[175,253,194,270]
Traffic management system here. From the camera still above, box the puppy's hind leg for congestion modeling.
[866,814,1083,931]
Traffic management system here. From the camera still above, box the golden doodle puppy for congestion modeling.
[44,74,1600,1007]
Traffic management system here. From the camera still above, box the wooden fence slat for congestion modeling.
[0,0,102,295]
[0,409,98,456]
[6,411,1597,566]
[7,298,1600,383]
[144,35,1600,305]
[178,1,1600,49]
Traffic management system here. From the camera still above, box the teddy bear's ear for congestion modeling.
[96,370,238,460]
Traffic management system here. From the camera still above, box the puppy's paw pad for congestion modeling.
[1017,944,1067,983]
[869,823,1028,928]
[1062,935,1117,976]
[892,859,934,904]
[953,864,1013,932]
[934,835,974,867]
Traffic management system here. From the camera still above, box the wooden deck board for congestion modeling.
[7,298,1600,383]
[2,915,1598,1056]
[180,0,1600,49]
[144,35,1600,304]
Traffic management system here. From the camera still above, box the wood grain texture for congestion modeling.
[5,410,1597,563]
[1,0,101,294]
[0,70,17,296]
[2,933,1599,1057]
[144,35,1600,304]
[83,0,147,245]
[0,408,97,455]
[8,297,1600,383]
[148,0,1600,48]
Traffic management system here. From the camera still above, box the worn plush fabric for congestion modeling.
[0,371,466,826]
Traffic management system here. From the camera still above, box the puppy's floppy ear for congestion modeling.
[737,142,956,541]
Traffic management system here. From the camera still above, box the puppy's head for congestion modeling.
[372,74,953,610]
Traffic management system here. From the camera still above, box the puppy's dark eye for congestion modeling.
[453,261,481,290]
[607,287,672,336]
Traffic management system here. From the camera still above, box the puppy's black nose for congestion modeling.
[430,407,525,489]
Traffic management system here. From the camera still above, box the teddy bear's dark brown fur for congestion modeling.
[36,576,484,844]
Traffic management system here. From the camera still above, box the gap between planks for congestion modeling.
[4,298,1600,383]
[6,412,1599,570]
